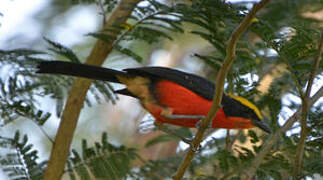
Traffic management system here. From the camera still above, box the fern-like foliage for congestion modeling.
[0,131,141,180]
[87,0,183,63]
[0,49,51,125]
[303,108,323,178]
[0,38,117,122]
[251,22,321,89]
[66,132,140,180]
[0,131,46,180]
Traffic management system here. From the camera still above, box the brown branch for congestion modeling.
[172,1,271,179]
[293,30,323,179]
[42,0,142,179]
[239,87,323,179]
[225,130,231,151]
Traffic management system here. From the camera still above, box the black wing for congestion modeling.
[124,66,215,100]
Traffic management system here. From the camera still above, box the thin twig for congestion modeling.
[97,0,107,24]
[42,1,142,179]
[172,1,271,179]
[30,120,54,144]
[225,130,242,151]
[293,30,323,179]
[238,87,323,179]
[227,130,242,151]
[225,130,231,151]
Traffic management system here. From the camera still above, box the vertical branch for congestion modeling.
[225,130,231,151]
[42,0,142,180]
[293,31,323,179]
[172,0,271,179]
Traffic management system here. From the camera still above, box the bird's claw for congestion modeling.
[182,138,202,153]
[191,144,202,153]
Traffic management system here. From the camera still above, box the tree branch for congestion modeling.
[172,1,271,179]
[42,1,142,179]
[293,30,323,179]
[240,86,323,179]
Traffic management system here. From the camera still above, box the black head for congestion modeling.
[222,94,272,134]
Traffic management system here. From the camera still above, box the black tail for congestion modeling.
[37,61,126,83]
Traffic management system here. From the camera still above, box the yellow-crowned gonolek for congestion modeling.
[37,61,272,134]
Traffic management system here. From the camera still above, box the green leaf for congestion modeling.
[248,130,259,144]
[44,37,80,63]
[67,133,140,179]
[0,132,45,179]
[114,45,143,62]
[87,32,116,44]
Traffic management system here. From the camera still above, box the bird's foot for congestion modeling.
[182,137,202,153]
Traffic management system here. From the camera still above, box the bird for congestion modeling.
[36,61,272,138]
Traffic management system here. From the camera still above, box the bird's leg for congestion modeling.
[157,108,205,152]
[161,107,205,121]
[164,114,205,120]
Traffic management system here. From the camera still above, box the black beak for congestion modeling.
[253,120,272,134]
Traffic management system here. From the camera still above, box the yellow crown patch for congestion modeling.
[227,94,263,120]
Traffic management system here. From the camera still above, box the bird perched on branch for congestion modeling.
[37,61,271,142]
